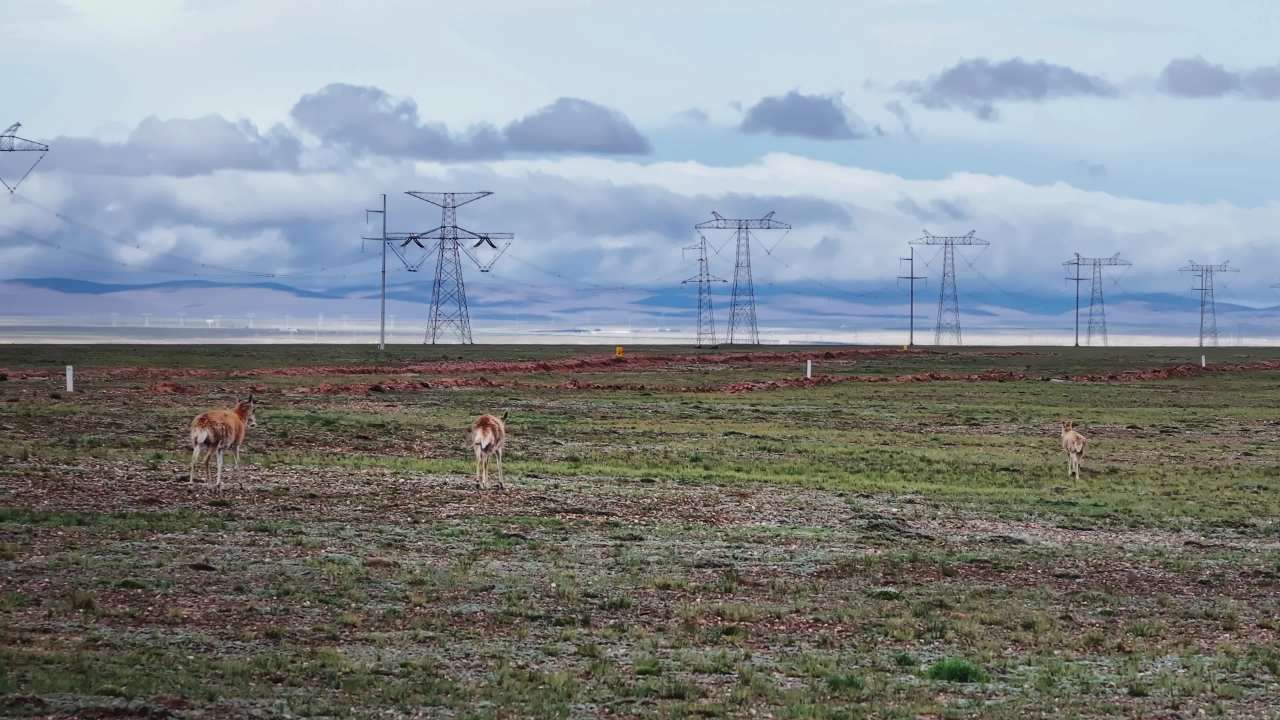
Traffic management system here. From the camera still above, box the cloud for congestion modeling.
[675,108,710,124]
[290,83,503,160]
[894,196,970,223]
[1077,160,1108,178]
[7,151,1280,326]
[898,57,1118,120]
[45,115,301,176]
[1158,57,1280,100]
[292,84,650,159]
[884,100,917,141]
[504,98,650,154]
[739,91,867,140]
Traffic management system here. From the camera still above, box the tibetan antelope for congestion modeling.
[189,395,257,490]
[469,411,507,490]
[1060,420,1087,480]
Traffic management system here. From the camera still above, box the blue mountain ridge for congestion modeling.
[7,277,1274,317]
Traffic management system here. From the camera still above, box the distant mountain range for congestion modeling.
[8,276,1272,315]
[4,276,1279,345]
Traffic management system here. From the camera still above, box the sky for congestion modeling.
[2,0,1280,341]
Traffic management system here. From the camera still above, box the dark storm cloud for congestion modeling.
[443,169,854,242]
[739,91,867,140]
[291,84,650,159]
[884,100,917,141]
[893,196,970,223]
[289,83,504,159]
[504,98,650,154]
[898,57,1118,120]
[1077,160,1108,178]
[675,107,710,124]
[1158,57,1280,100]
[45,115,301,176]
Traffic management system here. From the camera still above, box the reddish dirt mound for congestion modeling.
[62,347,958,382]
[891,370,1029,383]
[0,369,53,380]
[292,377,506,395]
[147,381,197,394]
[718,370,1030,393]
[1065,360,1280,383]
[246,347,934,379]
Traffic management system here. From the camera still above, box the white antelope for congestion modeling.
[469,411,507,490]
[1060,420,1087,480]
[189,395,257,490]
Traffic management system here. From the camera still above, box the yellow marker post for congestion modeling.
[615,345,624,357]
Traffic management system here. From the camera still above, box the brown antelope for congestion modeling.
[469,411,507,490]
[189,395,257,490]
[1060,420,1087,480]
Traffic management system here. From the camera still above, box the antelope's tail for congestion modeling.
[472,428,496,452]
[191,421,219,450]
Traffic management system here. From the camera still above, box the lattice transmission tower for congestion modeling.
[909,230,989,345]
[1063,253,1131,347]
[683,232,726,347]
[1180,261,1238,347]
[694,211,790,344]
[366,192,512,344]
[0,122,49,193]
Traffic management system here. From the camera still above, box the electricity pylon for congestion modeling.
[366,192,512,344]
[0,122,48,193]
[909,230,989,345]
[695,211,790,344]
[1180,260,1238,347]
[683,232,726,347]
[1063,253,1131,347]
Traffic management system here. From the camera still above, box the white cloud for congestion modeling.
[4,152,1279,307]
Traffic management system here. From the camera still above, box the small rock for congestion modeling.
[364,555,398,568]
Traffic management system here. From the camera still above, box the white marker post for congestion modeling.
[1201,354,1206,368]
[65,365,74,393]
[806,359,812,379]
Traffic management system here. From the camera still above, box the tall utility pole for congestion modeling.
[1063,253,1131,347]
[897,246,927,346]
[695,211,790,344]
[909,230,989,345]
[683,232,726,347]
[1180,261,1238,347]
[364,194,389,350]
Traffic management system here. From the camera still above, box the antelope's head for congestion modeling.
[241,394,258,428]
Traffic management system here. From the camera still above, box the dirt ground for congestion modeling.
[1,344,1278,719]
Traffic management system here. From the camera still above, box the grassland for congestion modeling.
[1,344,1278,719]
